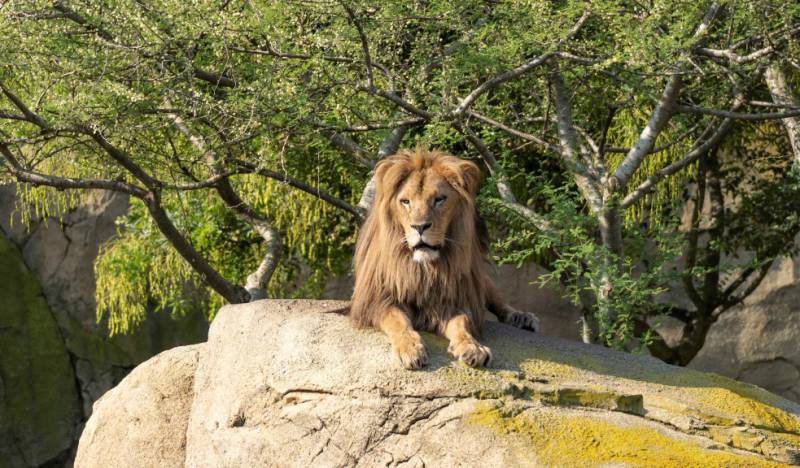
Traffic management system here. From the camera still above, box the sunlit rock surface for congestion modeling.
[76,299,800,467]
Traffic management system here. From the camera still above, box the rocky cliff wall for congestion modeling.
[0,185,209,466]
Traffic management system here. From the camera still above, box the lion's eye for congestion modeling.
[434,195,447,206]
[400,198,410,207]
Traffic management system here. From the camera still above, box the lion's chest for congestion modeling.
[391,261,480,312]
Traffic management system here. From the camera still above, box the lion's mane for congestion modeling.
[350,149,491,336]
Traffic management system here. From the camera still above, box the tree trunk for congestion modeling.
[595,203,625,343]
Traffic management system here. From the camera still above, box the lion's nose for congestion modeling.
[411,223,432,235]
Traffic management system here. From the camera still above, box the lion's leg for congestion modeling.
[485,281,540,332]
[378,306,428,370]
[444,314,492,368]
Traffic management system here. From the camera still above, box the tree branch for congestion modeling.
[356,125,407,213]
[699,149,724,307]
[764,64,800,165]
[338,1,374,88]
[234,159,362,218]
[0,143,148,198]
[621,102,740,209]
[0,80,50,129]
[682,167,707,312]
[359,86,434,119]
[451,10,594,117]
[166,108,283,299]
[144,192,249,303]
[550,70,603,212]
[675,104,800,120]
[50,2,236,87]
[716,260,773,317]
[466,110,560,154]
[612,75,682,188]
[319,127,374,168]
[612,3,723,190]
[454,123,552,233]
[453,52,556,116]
[693,24,800,64]
[78,126,160,188]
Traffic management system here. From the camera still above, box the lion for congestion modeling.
[350,148,540,369]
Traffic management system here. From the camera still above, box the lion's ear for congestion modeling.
[441,158,482,196]
[374,154,411,200]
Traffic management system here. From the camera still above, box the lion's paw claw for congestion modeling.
[448,338,492,368]
[393,332,428,370]
[506,309,540,333]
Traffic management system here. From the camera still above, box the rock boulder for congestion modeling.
[76,300,800,467]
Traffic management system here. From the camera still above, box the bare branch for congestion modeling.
[453,52,556,116]
[0,80,50,129]
[359,86,434,119]
[596,106,616,172]
[192,69,237,88]
[145,193,249,303]
[693,24,800,63]
[764,64,800,165]
[314,118,425,132]
[234,159,361,218]
[51,1,114,41]
[78,126,159,188]
[162,172,240,190]
[565,11,591,40]
[338,1,374,88]
[454,123,552,233]
[621,103,740,209]
[166,107,284,298]
[694,46,775,64]
[357,126,408,213]
[550,71,603,212]
[613,75,682,188]
[230,45,352,63]
[50,3,236,87]
[0,111,29,122]
[716,260,773,317]
[319,127,374,168]
[603,123,699,154]
[675,104,800,120]
[451,11,595,117]
[456,123,517,203]
[466,111,560,154]
[0,143,147,198]
[612,4,722,190]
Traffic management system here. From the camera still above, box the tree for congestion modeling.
[2,1,799,362]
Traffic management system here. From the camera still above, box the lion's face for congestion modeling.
[394,171,459,263]
[373,150,481,264]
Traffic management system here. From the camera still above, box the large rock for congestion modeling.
[691,284,800,402]
[76,300,800,467]
[76,345,202,468]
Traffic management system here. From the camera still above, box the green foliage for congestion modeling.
[485,173,683,349]
[2,0,799,348]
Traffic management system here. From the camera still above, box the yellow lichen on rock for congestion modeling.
[469,403,786,467]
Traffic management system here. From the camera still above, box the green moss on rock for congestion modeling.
[0,235,81,466]
[470,402,784,467]
[434,324,800,465]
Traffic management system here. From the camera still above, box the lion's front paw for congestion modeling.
[392,331,428,370]
[506,309,540,332]
[448,337,493,368]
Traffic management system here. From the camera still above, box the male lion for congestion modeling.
[351,149,540,369]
